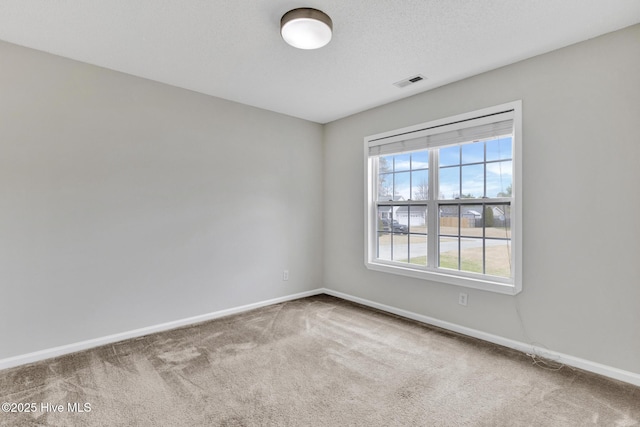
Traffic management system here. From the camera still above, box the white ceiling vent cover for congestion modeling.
[393,74,427,88]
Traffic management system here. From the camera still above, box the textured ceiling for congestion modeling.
[0,1,639,123]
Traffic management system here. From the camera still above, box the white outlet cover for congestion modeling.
[459,293,468,306]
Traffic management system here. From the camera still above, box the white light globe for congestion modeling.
[281,8,333,50]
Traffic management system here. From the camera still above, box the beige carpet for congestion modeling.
[1,295,638,426]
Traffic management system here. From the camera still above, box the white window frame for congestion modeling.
[364,101,522,295]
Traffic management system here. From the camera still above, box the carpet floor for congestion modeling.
[1,294,639,426]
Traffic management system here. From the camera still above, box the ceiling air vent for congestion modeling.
[393,74,426,88]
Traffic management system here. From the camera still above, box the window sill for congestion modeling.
[365,260,521,295]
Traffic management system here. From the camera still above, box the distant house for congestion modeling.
[377,197,426,227]
[395,206,426,227]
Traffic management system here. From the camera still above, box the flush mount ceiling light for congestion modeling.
[280,8,333,50]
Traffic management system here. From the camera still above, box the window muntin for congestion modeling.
[365,102,521,294]
[375,141,511,277]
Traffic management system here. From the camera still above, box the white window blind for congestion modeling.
[368,110,514,157]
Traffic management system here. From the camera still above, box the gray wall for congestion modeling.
[0,41,324,359]
[323,25,640,373]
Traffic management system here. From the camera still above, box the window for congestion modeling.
[365,101,522,294]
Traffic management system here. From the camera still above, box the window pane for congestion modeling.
[461,164,484,199]
[439,204,460,271]
[392,234,409,263]
[411,151,429,169]
[378,205,394,261]
[408,234,427,266]
[393,153,411,172]
[462,141,484,164]
[439,236,458,270]
[411,170,429,200]
[485,204,511,239]
[439,167,460,199]
[409,205,428,234]
[486,160,512,198]
[486,137,512,162]
[394,207,410,232]
[377,232,392,261]
[460,205,483,237]
[439,205,459,236]
[379,156,393,173]
[378,173,393,200]
[460,238,484,274]
[485,240,512,278]
[378,206,409,235]
[394,171,411,200]
[377,206,393,231]
[439,146,460,167]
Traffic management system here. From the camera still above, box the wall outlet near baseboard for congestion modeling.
[283,270,289,281]
[458,293,468,306]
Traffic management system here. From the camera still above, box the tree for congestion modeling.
[379,157,391,173]
[413,178,428,200]
[484,206,495,227]
[497,184,512,197]
[378,157,392,199]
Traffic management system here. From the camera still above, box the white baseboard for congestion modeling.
[321,288,640,388]
[3,287,639,388]
[0,288,325,371]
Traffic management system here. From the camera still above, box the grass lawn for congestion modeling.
[402,254,478,271]
[402,247,510,278]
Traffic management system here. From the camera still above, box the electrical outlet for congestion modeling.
[283,270,289,281]
[458,293,468,306]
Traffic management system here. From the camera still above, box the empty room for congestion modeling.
[1,1,639,426]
